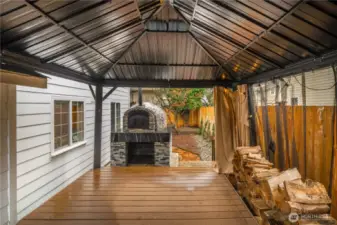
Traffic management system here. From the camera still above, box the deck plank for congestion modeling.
[18,167,257,225]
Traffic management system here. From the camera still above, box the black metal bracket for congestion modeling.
[88,85,96,99]
[102,87,117,101]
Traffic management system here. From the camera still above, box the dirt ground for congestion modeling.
[172,132,212,161]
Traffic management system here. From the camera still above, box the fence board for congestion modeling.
[166,107,214,128]
[256,106,335,213]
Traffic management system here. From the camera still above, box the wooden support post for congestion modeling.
[94,84,103,169]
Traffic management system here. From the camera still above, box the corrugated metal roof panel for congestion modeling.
[1,0,337,83]
[107,65,217,80]
[119,32,215,65]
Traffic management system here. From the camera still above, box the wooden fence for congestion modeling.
[255,105,337,218]
[166,106,214,128]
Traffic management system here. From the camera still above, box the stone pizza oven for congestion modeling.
[111,89,171,166]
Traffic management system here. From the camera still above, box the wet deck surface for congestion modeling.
[18,167,257,225]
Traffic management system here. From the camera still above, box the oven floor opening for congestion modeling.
[128,142,155,165]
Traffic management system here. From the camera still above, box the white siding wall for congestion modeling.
[16,75,129,221]
[101,87,130,166]
[303,67,335,106]
[253,65,335,106]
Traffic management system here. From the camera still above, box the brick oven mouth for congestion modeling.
[128,110,149,130]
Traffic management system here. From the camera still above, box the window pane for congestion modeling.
[54,137,61,149]
[61,135,69,147]
[54,126,61,137]
[54,101,69,150]
[61,113,69,125]
[61,124,68,136]
[72,101,84,143]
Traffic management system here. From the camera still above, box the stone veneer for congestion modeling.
[111,103,171,167]
[154,142,170,166]
[111,142,126,166]
[111,141,170,166]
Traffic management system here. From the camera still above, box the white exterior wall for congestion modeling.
[16,75,129,221]
[253,65,335,106]
[101,87,129,166]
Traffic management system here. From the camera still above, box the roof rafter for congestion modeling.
[24,0,113,64]
[101,79,234,88]
[243,50,337,83]
[43,20,143,63]
[224,0,307,66]
[102,3,165,78]
[172,5,237,81]
[186,3,283,69]
[116,63,218,67]
[1,50,96,84]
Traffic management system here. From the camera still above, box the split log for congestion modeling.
[284,179,331,204]
[251,199,272,217]
[261,168,302,208]
[236,146,262,155]
[279,201,330,214]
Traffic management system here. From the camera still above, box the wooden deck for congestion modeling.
[18,167,257,225]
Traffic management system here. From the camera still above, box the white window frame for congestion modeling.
[51,96,87,157]
[111,101,121,132]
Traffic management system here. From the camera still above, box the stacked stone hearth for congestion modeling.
[111,102,171,166]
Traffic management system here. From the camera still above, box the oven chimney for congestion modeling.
[138,87,142,106]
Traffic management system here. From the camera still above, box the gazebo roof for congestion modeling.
[1,0,337,87]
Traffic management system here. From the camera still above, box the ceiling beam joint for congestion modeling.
[172,6,237,81]
[103,87,117,101]
[102,3,166,78]
[224,0,306,66]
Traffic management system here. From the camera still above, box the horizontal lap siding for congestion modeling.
[101,87,130,166]
[16,76,130,221]
[253,65,335,107]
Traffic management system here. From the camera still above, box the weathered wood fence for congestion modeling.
[167,106,214,128]
[255,105,337,218]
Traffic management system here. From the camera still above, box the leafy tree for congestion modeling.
[154,88,206,127]
[202,88,214,106]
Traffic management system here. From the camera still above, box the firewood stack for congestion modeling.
[232,146,335,225]
[233,146,280,201]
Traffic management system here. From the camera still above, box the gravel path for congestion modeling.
[193,135,213,161]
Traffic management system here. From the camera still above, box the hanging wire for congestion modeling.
[293,74,337,91]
